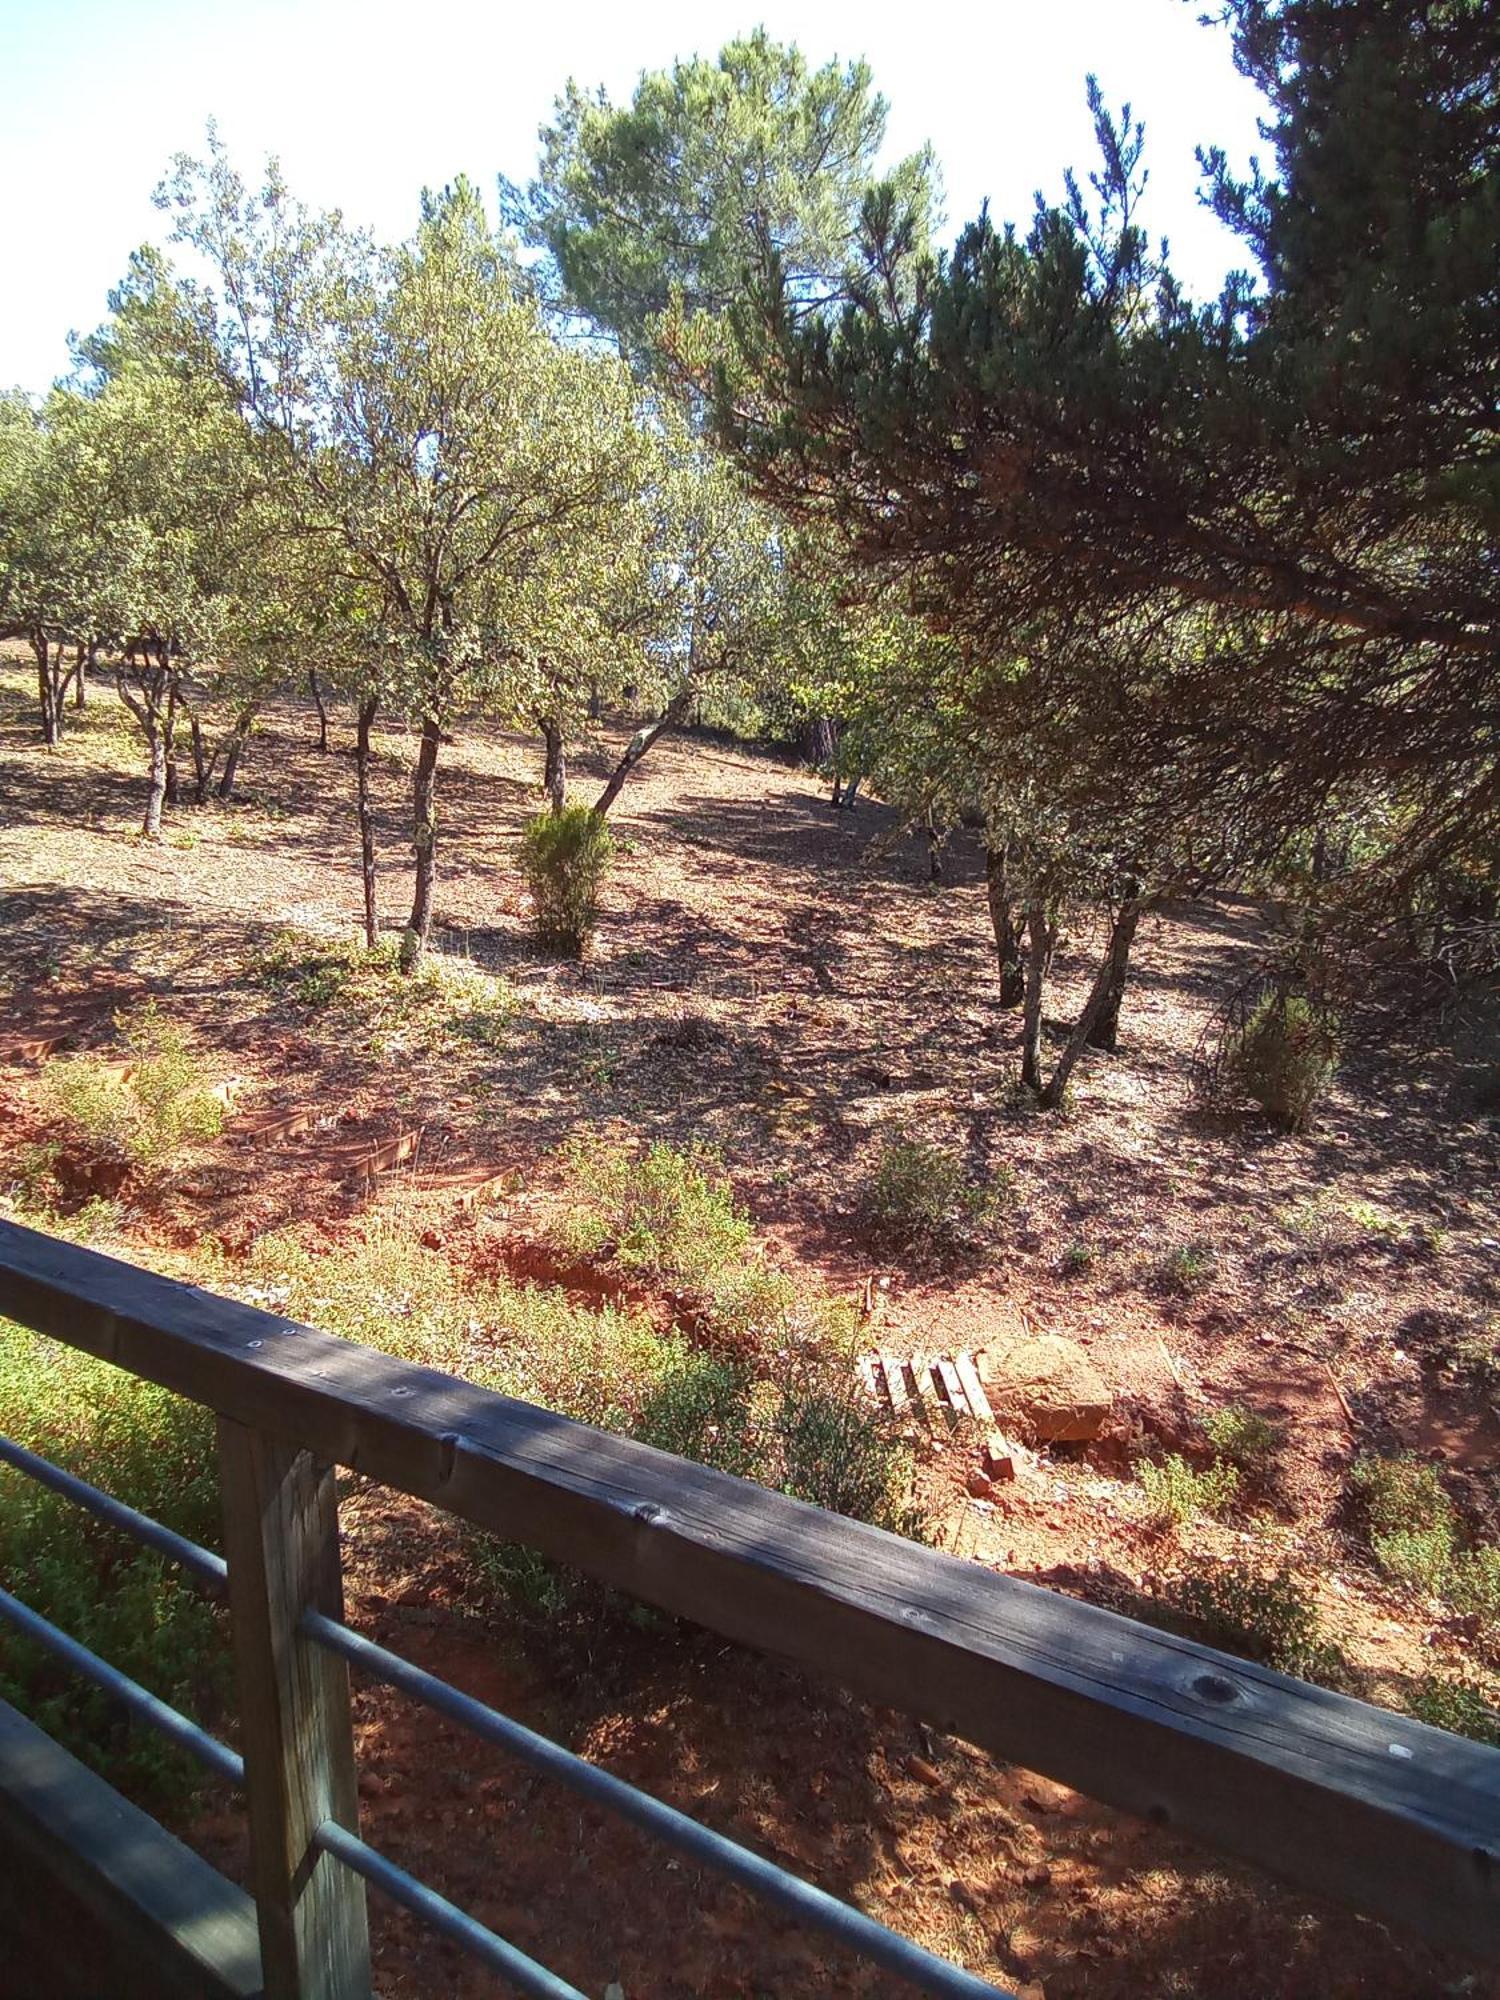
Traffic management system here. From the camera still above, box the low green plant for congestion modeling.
[247,929,512,1050]
[1349,1454,1458,1590]
[551,1140,753,1292]
[1224,992,1342,1132]
[1059,1239,1097,1276]
[1136,1452,1240,1528]
[861,1137,1007,1261]
[0,1320,227,1807]
[1202,1404,1284,1485]
[1408,1671,1500,1746]
[636,1354,761,1477]
[1150,1557,1341,1680]
[774,1381,924,1538]
[36,1001,224,1173]
[1160,1239,1217,1294]
[520,804,614,954]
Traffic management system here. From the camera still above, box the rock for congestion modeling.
[966,1471,994,1499]
[982,1335,1112,1443]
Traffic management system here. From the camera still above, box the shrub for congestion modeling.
[636,1354,760,1477]
[1349,1453,1462,1591]
[1202,1404,1284,1486]
[1136,1452,1239,1528]
[1408,1672,1500,1746]
[551,1140,752,1292]
[861,1137,1007,1261]
[1160,1240,1217,1295]
[0,1320,227,1808]
[1223,992,1341,1132]
[37,1001,224,1174]
[773,1381,924,1538]
[521,804,614,954]
[1151,1557,1340,1680]
[1059,1239,1097,1277]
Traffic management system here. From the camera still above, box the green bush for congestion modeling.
[1202,1404,1284,1485]
[1136,1452,1240,1528]
[1150,1557,1340,1680]
[1349,1454,1458,1590]
[1224,992,1341,1132]
[774,1381,923,1538]
[1160,1240,1217,1294]
[0,1320,227,1808]
[521,804,614,954]
[636,1354,761,1477]
[551,1140,752,1292]
[1408,1671,1500,1746]
[36,1001,224,1173]
[861,1137,1007,1261]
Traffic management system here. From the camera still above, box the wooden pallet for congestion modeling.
[859,1348,995,1431]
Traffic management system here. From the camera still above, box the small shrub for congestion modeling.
[636,1354,760,1477]
[551,1140,752,1291]
[1408,1671,1500,1746]
[1452,1544,1500,1631]
[0,1320,227,1807]
[1152,1557,1340,1680]
[37,1001,224,1174]
[1349,1454,1460,1591]
[1136,1452,1239,1528]
[774,1382,924,1538]
[1160,1239,1217,1295]
[1224,992,1341,1132]
[862,1137,1007,1261]
[1059,1239,1097,1277]
[1202,1404,1284,1486]
[521,805,614,954]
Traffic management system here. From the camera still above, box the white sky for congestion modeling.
[0,0,1269,392]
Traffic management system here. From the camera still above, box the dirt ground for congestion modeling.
[2,652,1498,1998]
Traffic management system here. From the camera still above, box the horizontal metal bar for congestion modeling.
[0,1432,228,1597]
[304,1611,1009,1999]
[0,1584,243,1788]
[313,1818,586,2000]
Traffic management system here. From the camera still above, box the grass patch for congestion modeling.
[247,928,512,1053]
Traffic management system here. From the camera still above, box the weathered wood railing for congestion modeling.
[0,1217,1496,1997]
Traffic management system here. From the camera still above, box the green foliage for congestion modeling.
[861,1136,1007,1261]
[1407,1672,1500,1748]
[1160,1239,1217,1294]
[774,1381,924,1539]
[636,1354,761,1477]
[1151,1558,1340,1681]
[1225,994,1342,1133]
[1135,1453,1240,1529]
[36,1001,223,1173]
[1202,1404,1284,1486]
[247,929,512,1052]
[0,1320,226,1807]
[1059,1239,1097,1277]
[521,806,615,954]
[551,1139,752,1291]
[1349,1455,1500,1635]
[508,29,936,361]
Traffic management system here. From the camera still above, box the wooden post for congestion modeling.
[217,1420,370,2000]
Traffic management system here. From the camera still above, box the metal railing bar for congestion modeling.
[303,1610,1011,2000]
[0,1433,227,1597]
[313,1818,587,2000]
[0,1585,243,1789]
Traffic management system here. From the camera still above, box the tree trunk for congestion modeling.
[355,695,379,950]
[1020,901,1051,1094]
[74,641,93,708]
[985,844,1026,1008]
[32,634,62,747]
[216,704,257,800]
[924,807,944,884]
[401,715,442,968]
[1084,876,1142,1052]
[142,722,167,837]
[309,670,329,753]
[1041,893,1147,1107]
[539,715,567,814]
[190,714,213,802]
[592,689,691,818]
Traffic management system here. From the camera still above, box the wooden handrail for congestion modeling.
[0,1217,1497,1964]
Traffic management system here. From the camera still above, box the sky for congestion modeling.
[0,0,1269,393]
